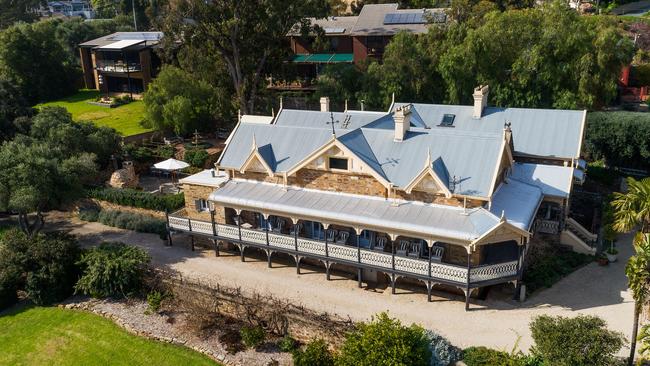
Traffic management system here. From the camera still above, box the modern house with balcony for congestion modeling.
[167,85,592,309]
[271,3,446,90]
[79,32,163,96]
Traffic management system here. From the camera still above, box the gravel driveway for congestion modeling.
[49,214,635,356]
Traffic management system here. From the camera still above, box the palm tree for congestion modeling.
[612,177,650,365]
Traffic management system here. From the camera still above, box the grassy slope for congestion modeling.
[0,306,218,366]
[35,90,152,137]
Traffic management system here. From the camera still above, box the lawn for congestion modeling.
[35,90,153,137]
[0,306,219,366]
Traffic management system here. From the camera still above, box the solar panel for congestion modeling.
[383,12,427,25]
[439,114,455,127]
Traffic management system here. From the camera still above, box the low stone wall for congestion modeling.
[82,199,166,220]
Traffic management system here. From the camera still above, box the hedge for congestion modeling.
[585,112,650,170]
[87,187,184,212]
[79,208,168,239]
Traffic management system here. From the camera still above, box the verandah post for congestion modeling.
[165,210,172,247]
[465,251,471,311]
[210,209,218,256]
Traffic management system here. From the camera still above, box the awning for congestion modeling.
[290,53,354,63]
[154,158,189,171]
[209,179,502,242]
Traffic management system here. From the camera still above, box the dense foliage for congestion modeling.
[329,2,633,111]
[523,249,593,294]
[0,79,32,141]
[0,229,81,308]
[75,242,150,298]
[184,148,210,168]
[143,66,227,135]
[0,107,121,236]
[292,339,335,366]
[336,312,431,366]
[586,112,650,170]
[87,187,185,212]
[529,315,626,366]
[462,347,529,366]
[240,326,266,348]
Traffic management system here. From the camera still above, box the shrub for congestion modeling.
[94,209,168,238]
[184,148,209,168]
[425,329,462,366]
[0,229,81,307]
[156,145,175,159]
[279,335,297,352]
[462,347,523,366]
[240,325,265,348]
[87,187,184,212]
[75,242,150,298]
[78,208,99,222]
[124,144,155,163]
[292,339,334,366]
[586,112,650,170]
[147,290,166,313]
[523,249,593,294]
[337,312,431,366]
[529,315,625,366]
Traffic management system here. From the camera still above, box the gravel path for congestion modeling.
[50,214,635,357]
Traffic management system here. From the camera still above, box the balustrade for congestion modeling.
[169,215,517,285]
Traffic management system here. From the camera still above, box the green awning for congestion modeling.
[290,53,354,64]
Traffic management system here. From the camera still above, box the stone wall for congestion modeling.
[182,183,215,221]
[84,199,165,219]
[291,169,387,197]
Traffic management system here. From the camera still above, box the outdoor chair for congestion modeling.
[408,242,421,258]
[326,229,337,242]
[430,246,444,261]
[337,231,349,244]
[273,219,285,233]
[373,237,386,251]
[397,240,410,256]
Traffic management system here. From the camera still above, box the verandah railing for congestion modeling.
[167,215,519,286]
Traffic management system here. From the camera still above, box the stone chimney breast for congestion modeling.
[320,97,330,112]
[394,104,412,142]
[472,85,489,119]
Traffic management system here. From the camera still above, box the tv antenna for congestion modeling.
[326,111,339,135]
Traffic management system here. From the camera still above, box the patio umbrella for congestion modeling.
[153,158,190,184]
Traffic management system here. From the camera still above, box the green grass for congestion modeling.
[35,90,153,137]
[0,306,219,366]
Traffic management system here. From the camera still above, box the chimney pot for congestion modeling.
[472,85,489,119]
[320,97,330,112]
[393,104,412,142]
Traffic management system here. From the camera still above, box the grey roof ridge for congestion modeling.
[396,101,584,114]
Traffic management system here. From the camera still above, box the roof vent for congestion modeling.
[438,114,455,127]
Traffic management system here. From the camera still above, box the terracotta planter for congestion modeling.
[597,257,609,266]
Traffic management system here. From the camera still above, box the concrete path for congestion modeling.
[50,216,635,355]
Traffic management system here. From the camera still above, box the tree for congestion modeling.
[0,0,42,29]
[612,177,650,365]
[0,20,79,104]
[158,0,329,114]
[0,78,31,141]
[529,314,625,366]
[0,107,120,236]
[143,65,228,135]
[585,112,650,170]
[337,312,431,366]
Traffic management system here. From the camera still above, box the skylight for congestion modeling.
[439,114,455,127]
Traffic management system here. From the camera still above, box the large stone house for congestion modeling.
[167,85,593,309]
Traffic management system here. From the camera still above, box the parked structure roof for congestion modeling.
[489,178,543,231]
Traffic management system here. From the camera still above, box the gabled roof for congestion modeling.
[489,178,543,231]
[274,109,385,134]
[391,103,585,159]
[79,32,163,49]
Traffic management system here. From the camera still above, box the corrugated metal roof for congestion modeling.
[209,179,501,242]
[351,4,437,35]
[392,103,584,159]
[274,109,385,133]
[340,127,503,196]
[218,123,333,172]
[287,16,358,36]
[79,32,163,48]
[511,163,574,198]
[489,178,543,230]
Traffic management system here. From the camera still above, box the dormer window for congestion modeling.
[439,114,455,127]
[329,157,348,170]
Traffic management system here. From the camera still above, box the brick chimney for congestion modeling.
[320,97,330,112]
[472,85,489,119]
[394,104,412,142]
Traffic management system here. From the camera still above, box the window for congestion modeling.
[329,157,348,170]
[195,199,209,212]
[439,114,455,127]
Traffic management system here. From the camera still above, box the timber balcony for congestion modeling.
[166,210,523,308]
[95,60,142,73]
